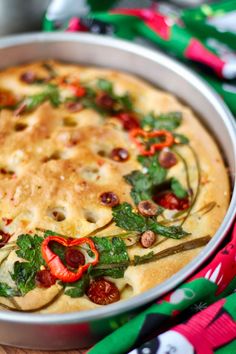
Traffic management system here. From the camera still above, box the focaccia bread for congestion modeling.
[0,61,229,313]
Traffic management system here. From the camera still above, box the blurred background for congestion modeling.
[0,0,217,36]
[0,0,50,35]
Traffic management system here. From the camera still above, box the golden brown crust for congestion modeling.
[0,61,230,313]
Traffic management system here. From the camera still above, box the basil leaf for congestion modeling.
[141,112,182,131]
[171,178,188,199]
[11,262,36,296]
[16,234,45,269]
[91,236,130,278]
[113,202,189,239]
[0,282,19,297]
[64,274,90,298]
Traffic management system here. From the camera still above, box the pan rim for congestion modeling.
[0,32,235,325]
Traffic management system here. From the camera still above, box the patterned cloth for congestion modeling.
[43,2,236,353]
[44,1,236,115]
[89,224,236,354]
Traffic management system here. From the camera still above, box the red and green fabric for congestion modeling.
[182,0,236,51]
[200,72,236,117]
[90,8,228,79]
[87,7,236,115]
[88,224,236,354]
[42,2,236,352]
[43,2,236,115]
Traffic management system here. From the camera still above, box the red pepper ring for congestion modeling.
[68,84,86,98]
[0,90,16,107]
[129,128,174,156]
[57,76,86,98]
[41,236,99,283]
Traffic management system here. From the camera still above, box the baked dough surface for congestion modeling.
[0,61,229,313]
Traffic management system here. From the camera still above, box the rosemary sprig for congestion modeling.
[161,201,217,226]
[173,147,193,203]
[180,145,201,226]
[94,235,211,270]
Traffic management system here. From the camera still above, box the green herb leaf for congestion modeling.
[174,133,189,145]
[141,112,182,131]
[50,241,66,264]
[43,229,63,237]
[125,171,152,192]
[84,86,96,98]
[113,203,189,239]
[77,86,100,113]
[125,168,154,204]
[171,178,188,199]
[90,236,130,278]
[16,234,45,269]
[11,261,36,295]
[117,93,133,111]
[113,203,147,233]
[138,154,167,185]
[125,154,167,205]
[147,220,189,239]
[64,274,90,298]
[11,234,47,296]
[97,78,113,94]
[133,252,154,266]
[0,282,19,297]
[130,188,152,205]
[25,84,60,111]
[96,78,133,112]
[80,96,105,115]
[64,85,96,103]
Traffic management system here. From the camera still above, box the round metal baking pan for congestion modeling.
[0,33,235,350]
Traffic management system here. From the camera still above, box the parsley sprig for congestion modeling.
[0,228,210,303]
[112,202,189,239]
[97,78,133,112]
[23,84,61,111]
[11,234,46,295]
[141,112,189,145]
[0,282,19,298]
[125,153,167,205]
[141,111,182,131]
